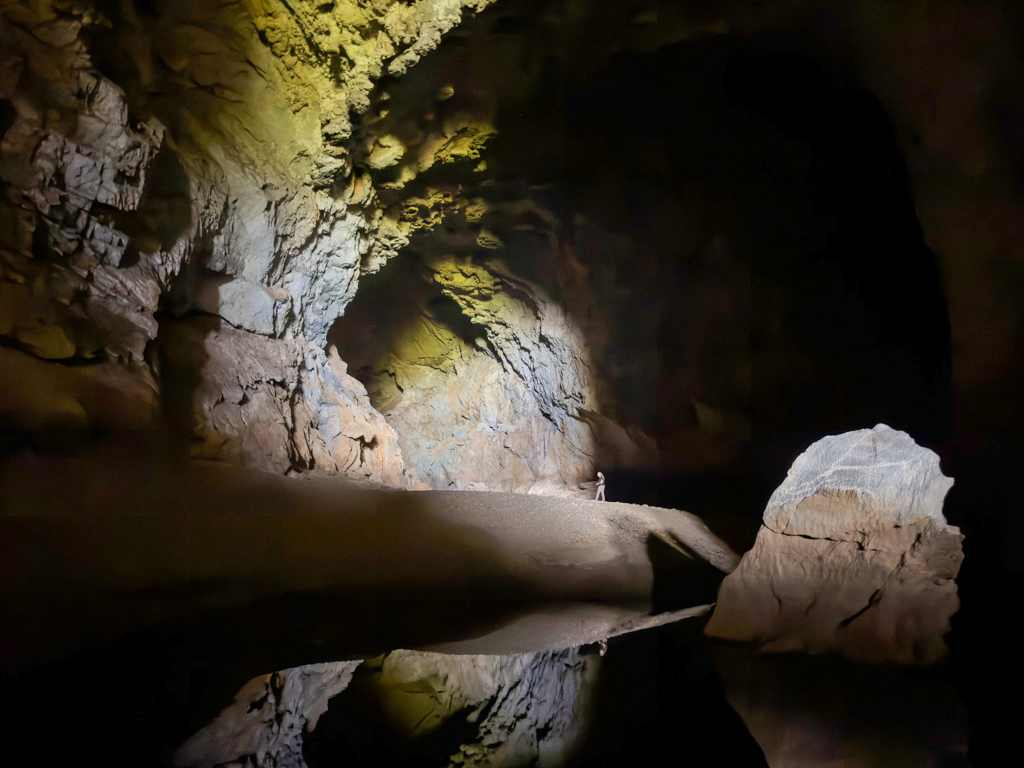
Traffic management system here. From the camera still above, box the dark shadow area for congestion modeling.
[606,466,761,556]
[941,449,1024,765]
[646,532,728,614]
[110,141,194,268]
[303,659,482,768]
[571,617,768,767]
[549,30,953,484]
[155,314,217,440]
[711,642,969,766]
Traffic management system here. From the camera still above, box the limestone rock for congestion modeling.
[366,258,599,492]
[308,347,411,488]
[1,0,498,471]
[705,425,964,666]
[160,318,411,486]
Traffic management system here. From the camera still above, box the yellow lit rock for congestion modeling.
[16,322,76,360]
[397,186,462,233]
[367,134,407,169]
[431,258,499,300]
[464,197,488,223]
[475,228,503,249]
[434,119,497,163]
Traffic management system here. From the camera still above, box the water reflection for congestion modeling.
[1,449,968,766]
[176,611,770,768]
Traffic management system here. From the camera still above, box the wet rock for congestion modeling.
[705,425,964,665]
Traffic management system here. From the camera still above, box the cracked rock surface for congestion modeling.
[353,258,601,493]
[705,424,964,666]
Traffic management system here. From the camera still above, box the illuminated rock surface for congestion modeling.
[0,0,744,493]
[349,260,601,492]
[0,0,515,491]
[705,425,964,665]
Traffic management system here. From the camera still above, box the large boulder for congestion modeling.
[705,425,963,666]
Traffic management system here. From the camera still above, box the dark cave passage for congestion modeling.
[339,9,954,520]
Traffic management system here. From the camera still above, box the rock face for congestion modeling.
[2,0,763,494]
[158,317,413,483]
[1,0,514,490]
[705,425,964,666]
[361,258,599,492]
[177,649,600,768]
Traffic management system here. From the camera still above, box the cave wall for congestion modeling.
[2,2,1019,487]
[0,0,636,493]
[1,0,522,488]
[4,0,1021,764]
[361,258,599,492]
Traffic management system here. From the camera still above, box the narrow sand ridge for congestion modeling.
[1,452,739,671]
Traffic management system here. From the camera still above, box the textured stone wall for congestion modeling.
[359,258,599,492]
[0,0,538,489]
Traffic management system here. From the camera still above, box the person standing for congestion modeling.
[595,471,606,501]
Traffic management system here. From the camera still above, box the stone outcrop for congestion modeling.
[705,425,964,666]
[2,0,758,495]
[1,0,657,497]
[158,317,413,483]
[176,648,600,768]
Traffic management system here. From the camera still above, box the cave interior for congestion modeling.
[1,0,1022,766]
